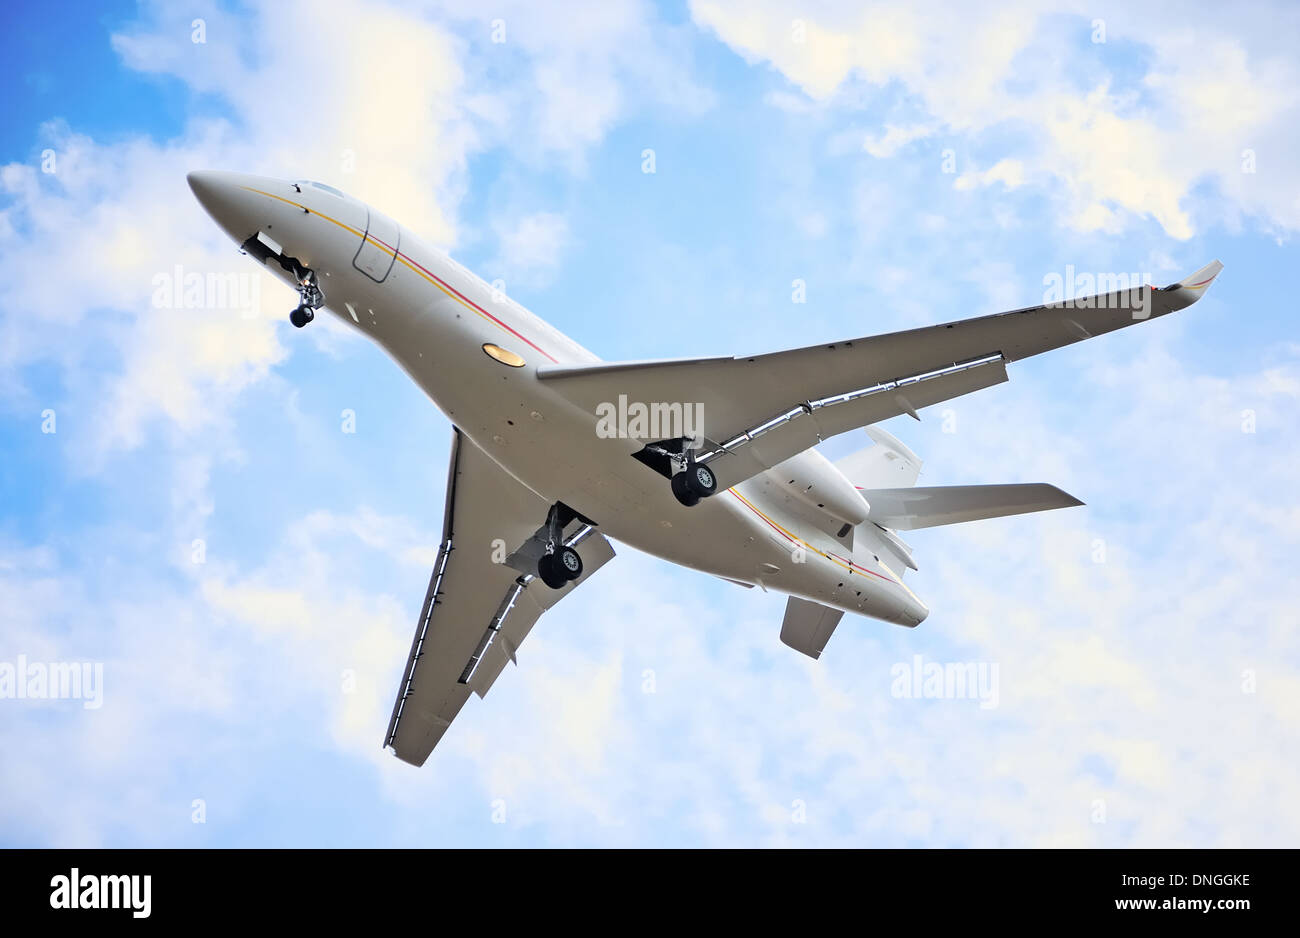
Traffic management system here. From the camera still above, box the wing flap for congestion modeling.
[703,356,1006,490]
[465,529,616,698]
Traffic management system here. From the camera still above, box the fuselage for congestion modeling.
[187,171,928,627]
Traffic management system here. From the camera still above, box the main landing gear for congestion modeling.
[670,445,717,507]
[289,266,324,328]
[536,502,585,589]
[538,545,583,589]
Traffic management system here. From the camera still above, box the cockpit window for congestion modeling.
[294,179,344,197]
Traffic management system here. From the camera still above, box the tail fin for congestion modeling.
[780,596,844,659]
[862,483,1083,530]
[834,427,922,489]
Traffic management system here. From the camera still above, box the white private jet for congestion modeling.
[188,171,1221,766]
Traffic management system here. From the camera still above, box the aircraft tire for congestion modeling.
[537,552,569,589]
[671,472,701,507]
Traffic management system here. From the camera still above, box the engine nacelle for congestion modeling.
[766,450,870,528]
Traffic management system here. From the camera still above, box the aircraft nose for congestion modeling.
[187,170,268,243]
[187,169,231,211]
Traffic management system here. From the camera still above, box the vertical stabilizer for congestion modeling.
[780,597,845,659]
[834,427,922,489]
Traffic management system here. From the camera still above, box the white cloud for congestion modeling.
[954,158,1025,192]
[424,0,716,167]
[492,212,571,284]
[863,122,936,158]
[689,0,1300,239]
[111,0,473,246]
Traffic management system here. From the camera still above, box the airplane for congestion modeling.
[187,170,1222,766]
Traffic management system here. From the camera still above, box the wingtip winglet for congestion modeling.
[1167,259,1223,296]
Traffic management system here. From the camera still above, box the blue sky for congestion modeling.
[1,0,1298,847]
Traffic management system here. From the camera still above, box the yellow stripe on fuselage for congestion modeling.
[728,489,922,605]
[241,186,558,360]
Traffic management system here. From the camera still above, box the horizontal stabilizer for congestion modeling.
[863,483,1083,530]
[780,596,845,659]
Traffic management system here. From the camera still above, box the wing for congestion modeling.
[385,430,615,766]
[539,261,1222,490]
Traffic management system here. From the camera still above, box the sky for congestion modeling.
[1,0,1297,847]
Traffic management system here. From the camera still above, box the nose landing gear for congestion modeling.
[238,233,324,329]
[289,267,324,328]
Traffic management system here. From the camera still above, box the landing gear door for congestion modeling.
[353,207,400,282]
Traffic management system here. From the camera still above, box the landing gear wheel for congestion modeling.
[671,463,715,506]
[289,305,314,328]
[688,464,716,497]
[671,471,700,507]
[557,545,583,581]
[538,547,582,589]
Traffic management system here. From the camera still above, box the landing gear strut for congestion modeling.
[289,265,324,328]
[236,233,324,328]
[670,441,717,507]
[536,502,584,589]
